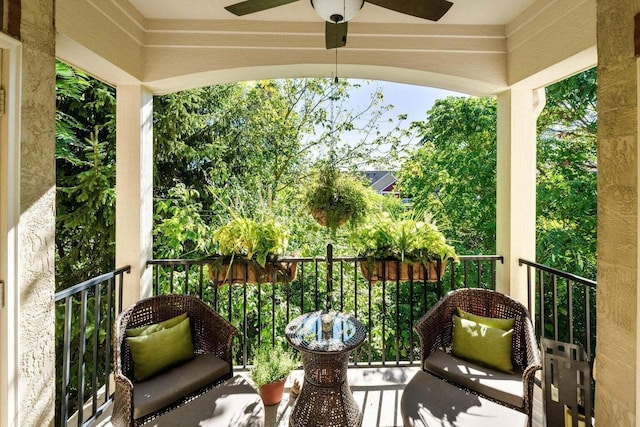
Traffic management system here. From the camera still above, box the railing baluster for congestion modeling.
[61,297,72,427]
[272,281,276,347]
[243,281,248,368]
[585,286,592,359]
[381,261,386,366]
[538,268,544,338]
[395,261,400,365]
[552,273,559,340]
[367,261,372,365]
[76,290,88,426]
[314,259,319,311]
[567,279,574,344]
[409,270,414,365]
[300,262,305,313]
[105,277,113,398]
[91,283,101,415]
[199,264,204,299]
[184,262,189,294]
[340,261,344,312]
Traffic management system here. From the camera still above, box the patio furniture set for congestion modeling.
[111,289,541,427]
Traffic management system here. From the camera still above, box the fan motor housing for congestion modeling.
[311,0,364,23]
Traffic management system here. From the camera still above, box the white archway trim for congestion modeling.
[0,32,22,427]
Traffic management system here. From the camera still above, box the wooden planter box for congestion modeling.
[208,258,297,287]
[360,259,446,283]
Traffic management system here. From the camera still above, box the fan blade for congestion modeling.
[326,22,348,49]
[366,0,453,21]
[225,0,299,16]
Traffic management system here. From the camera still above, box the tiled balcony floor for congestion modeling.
[96,366,544,427]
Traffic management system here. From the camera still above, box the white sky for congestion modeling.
[347,80,464,124]
[335,79,466,169]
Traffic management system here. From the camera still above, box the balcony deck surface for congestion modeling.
[95,366,543,427]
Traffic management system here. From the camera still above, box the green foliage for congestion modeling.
[350,212,458,264]
[56,61,117,289]
[396,96,497,255]
[213,216,288,267]
[152,78,407,259]
[154,184,213,258]
[250,343,299,386]
[536,68,597,279]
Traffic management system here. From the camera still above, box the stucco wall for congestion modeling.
[18,0,56,425]
[596,0,638,425]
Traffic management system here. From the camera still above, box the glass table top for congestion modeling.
[285,311,366,353]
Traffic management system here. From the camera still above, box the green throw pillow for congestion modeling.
[451,315,514,373]
[126,312,188,337]
[126,317,194,381]
[456,307,515,331]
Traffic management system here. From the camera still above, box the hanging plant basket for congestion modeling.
[208,257,297,287]
[360,259,447,283]
[310,209,348,228]
[303,160,370,232]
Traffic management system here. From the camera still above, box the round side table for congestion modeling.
[285,311,366,427]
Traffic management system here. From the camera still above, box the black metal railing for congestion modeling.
[520,258,597,361]
[148,248,503,368]
[54,266,130,427]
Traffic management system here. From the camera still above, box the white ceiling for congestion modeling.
[129,0,536,25]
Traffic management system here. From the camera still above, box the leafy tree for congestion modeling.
[396,97,498,255]
[397,69,597,279]
[536,68,597,279]
[152,79,409,258]
[55,61,117,290]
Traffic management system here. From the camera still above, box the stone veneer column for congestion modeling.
[16,0,56,426]
[596,1,639,425]
[115,85,153,310]
[496,87,544,307]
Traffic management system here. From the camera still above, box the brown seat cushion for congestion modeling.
[401,370,527,427]
[423,349,524,409]
[133,353,230,419]
[151,375,264,426]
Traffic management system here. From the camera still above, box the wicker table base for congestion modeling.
[285,311,366,427]
[290,351,361,427]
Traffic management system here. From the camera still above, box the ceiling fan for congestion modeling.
[224,0,454,49]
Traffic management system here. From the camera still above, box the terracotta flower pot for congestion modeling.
[360,259,447,283]
[258,377,287,406]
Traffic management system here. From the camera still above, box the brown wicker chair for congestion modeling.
[413,288,541,426]
[112,294,238,427]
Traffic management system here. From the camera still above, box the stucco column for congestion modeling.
[115,85,153,310]
[13,1,57,425]
[496,87,544,307]
[596,1,639,425]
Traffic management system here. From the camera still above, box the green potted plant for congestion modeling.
[209,216,296,285]
[303,160,371,233]
[250,344,299,406]
[350,212,458,282]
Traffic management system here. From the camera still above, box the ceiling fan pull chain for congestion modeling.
[334,40,339,83]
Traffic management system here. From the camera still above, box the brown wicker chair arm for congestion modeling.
[519,312,541,424]
[414,296,454,361]
[111,374,134,427]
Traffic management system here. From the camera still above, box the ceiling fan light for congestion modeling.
[311,0,364,23]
